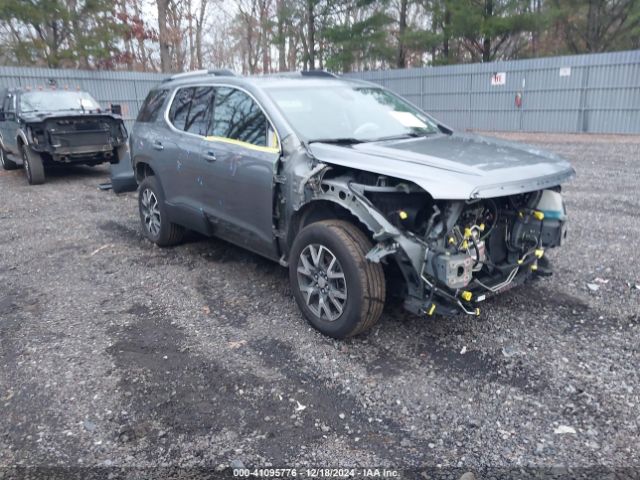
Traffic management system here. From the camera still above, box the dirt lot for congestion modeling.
[1,133,639,478]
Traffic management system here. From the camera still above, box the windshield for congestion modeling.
[265,84,440,142]
[20,91,101,113]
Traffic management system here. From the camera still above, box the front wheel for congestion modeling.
[138,175,184,247]
[22,147,45,185]
[289,220,386,339]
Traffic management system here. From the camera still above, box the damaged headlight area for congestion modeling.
[27,116,127,164]
[317,171,568,318]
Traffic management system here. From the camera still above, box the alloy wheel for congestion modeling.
[22,149,31,181]
[141,188,161,237]
[297,244,348,321]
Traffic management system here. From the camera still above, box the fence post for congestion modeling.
[578,65,590,133]
[467,71,473,130]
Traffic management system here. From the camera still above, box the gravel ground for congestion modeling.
[1,133,639,479]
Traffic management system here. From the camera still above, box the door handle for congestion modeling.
[152,141,164,151]
[204,151,217,162]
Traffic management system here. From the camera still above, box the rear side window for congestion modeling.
[137,89,168,123]
[212,87,267,146]
[168,88,193,131]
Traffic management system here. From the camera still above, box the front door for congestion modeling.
[0,92,18,154]
[200,86,281,259]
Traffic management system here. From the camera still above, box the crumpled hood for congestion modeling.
[308,132,575,199]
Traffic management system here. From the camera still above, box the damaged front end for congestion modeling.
[300,166,569,318]
[26,115,127,164]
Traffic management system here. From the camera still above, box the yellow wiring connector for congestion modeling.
[398,210,409,220]
[475,308,481,316]
[535,248,544,258]
[461,291,473,302]
[533,211,545,221]
[427,304,436,316]
[464,227,472,238]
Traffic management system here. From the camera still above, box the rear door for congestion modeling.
[199,86,281,258]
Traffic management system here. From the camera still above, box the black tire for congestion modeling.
[138,175,184,247]
[22,146,45,185]
[0,146,18,170]
[289,220,386,339]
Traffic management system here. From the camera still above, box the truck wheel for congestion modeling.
[289,220,385,339]
[22,146,45,185]
[0,147,18,170]
[138,175,184,247]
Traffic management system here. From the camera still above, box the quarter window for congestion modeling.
[211,87,268,147]
[137,89,168,123]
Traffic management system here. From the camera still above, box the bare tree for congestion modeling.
[157,0,172,71]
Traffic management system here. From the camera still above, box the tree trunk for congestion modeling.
[260,0,270,73]
[443,5,451,62]
[482,0,493,62]
[397,0,407,68]
[157,0,172,72]
[277,0,286,71]
[586,0,598,52]
[307,0,315,69]
[187,0,195,70]
[196,0,207,69]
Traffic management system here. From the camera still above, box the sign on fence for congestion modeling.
[491,72,506,86]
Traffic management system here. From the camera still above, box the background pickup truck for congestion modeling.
[0,87,128,185]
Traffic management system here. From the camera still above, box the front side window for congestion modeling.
[264,84,440,142]
[185,87,214,135]
[211,87,268,147]
[19,91,100,113]
[137,89,168,123]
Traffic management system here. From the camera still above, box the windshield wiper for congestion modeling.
[369,132,437,142]
[308,137,365,145]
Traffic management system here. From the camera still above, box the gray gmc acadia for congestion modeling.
[129,70,575,339]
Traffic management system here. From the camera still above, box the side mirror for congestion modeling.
[110,104,122,116]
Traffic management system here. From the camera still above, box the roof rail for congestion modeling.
[300,70,337,78]
[163,69,237,83]
[207,69,236,77]
[262,70,339,79]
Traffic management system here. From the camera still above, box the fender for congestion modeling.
[301,174,426,275]
[16,128,29,149]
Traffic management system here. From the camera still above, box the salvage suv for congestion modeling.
[0,87,128,185]
[130,70,574,338]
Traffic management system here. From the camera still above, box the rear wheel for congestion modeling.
[0,147,18,170]
[22,146,45,185]
[289,220,386,339]
[138,175,184,247]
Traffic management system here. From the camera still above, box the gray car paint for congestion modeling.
[131,74,575,316]
[308,132,575,200]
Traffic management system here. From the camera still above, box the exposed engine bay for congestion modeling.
[26,115,127,164]
[309,168,568,317]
